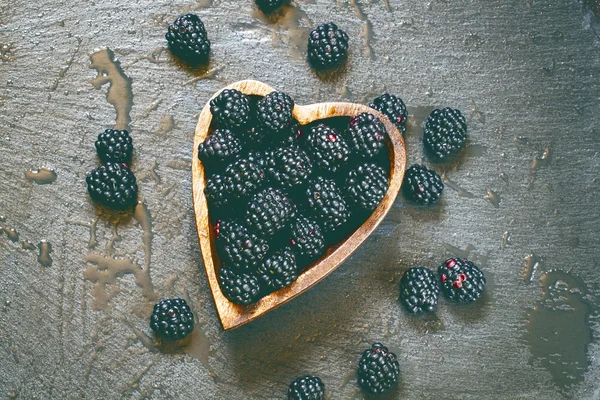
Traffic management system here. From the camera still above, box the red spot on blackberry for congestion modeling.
[441,274,447,282]
[289,238,296,246]
[168,310,175,317]
[375,133,383,142]
[295,128,303,140]
[121,163,129,169]
[327,132,337,142]
[446,259,457,269]
[453,280,462,289]
[396,115,404,123]
[214,220,221,238]
[458,273,467,283]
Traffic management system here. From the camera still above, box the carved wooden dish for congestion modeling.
[192,80,407,331]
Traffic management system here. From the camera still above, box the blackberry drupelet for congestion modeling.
[399,267,439,314]
[266,146,313,188]
[204,174,231,209]
[346,112,387,159]
[256,91,295,133]
[288,375,325,400]
[438,258,486,303]
[165,14,210,63]
[86,162,138,210]
[225,158,265,199]
[95,128,133,163]
[246,188,296,237]
[402,164,444,205]
[288,216,325,262]
[423,107,468,160]
[357,343,400,394]
[149,297,194,341]
[307,22,349,69]
[305,124,350,173]
[247,149,272,170]
[210,89,251,129]
[216,220,269,270]
[256,247,298,292]
[369,94,408,134]
[218,266,263,305]
[305,177,350,233]
[197,128,242,164]
[255,0,288,14]
[344,163,388,212]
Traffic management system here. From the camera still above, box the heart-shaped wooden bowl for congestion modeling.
[192,80,406,330]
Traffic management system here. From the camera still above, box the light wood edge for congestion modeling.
[192,80,407,331]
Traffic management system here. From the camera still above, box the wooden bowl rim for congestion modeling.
[192,80,407,331]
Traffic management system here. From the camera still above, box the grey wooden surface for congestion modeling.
[1,0,600,399]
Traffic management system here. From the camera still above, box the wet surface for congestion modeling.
[1,0,600,399]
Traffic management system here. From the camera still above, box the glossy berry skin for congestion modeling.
[256,91,295,133]
[246,187,296,237]
[165,14,210,63]
[288,375,325,400]
[255,0,288,14]
[197,128,242,164]
[307,22,349,69]
[402,164,444,205]
[204,174,231,209]
[399,267,439,314]
[288,216,325,262]
[149,298,194,341]
[210,89,251,129]
[266,146,313,188]
[344,163,388,212]
[305,177,350,233]
[218,266,263,305]
[305,124,350,173]
[369,94,408,134]
[86,162,138,210]
[346,112,387,159]
[423,107,468,160]
[95,129,133,163]
[216,220,269,270]
[225,158,265,200]
[438,258,486,303]
[357,343,400,394]
[256,247,298,292]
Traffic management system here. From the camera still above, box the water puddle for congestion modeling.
[501,231,512,249]
[483,189,501,208]
[66,217,99,248]
[522,254,542,283]
[21,240,36,250]
[442,173,477,198]
[0,43,16,62]
[133,201,153,271]
[349,0,375,59]
[37,240,53,267]
[532,147,551,169]
[25,168,57,185]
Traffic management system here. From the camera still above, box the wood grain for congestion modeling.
[192,80,406,331]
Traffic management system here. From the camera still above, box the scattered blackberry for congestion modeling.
[305,177,350,233]
[288,376,325,400]
[225,158,265,199]
[256,0,288,14]
[216,220,269,270]
[256,91,295,133]
[219,266,263,306]
[256,247,298,292]
[344,163,388,212]
[399,267,439,314]
[307,22,349,69]
[204,174,231,208]
[346,112,387,159]
[288,216,325,262]
[357,343,400,394]
[305,124,350,173]
[86,162,138,210]
[197,128,242,164]
[149,298,194,341]
[210,89,251,129]
[246,188,296,237]
[266,146,313,188]
[438,258,486,303]
[402,164,444,205]
[165,14,210,63]
[94,129,133,163]
[423,107,468,160]
[369,94,408,134]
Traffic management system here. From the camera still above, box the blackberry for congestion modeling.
[246,188,296,237]
[346,112,387,159]
[86,162,138,210]
[280,120,305,147]
[243,125,269,146]
[369,94,408,134]
[216,220,269,270]
[266,146,313,188]
[210,89,251,129]
[149,298,194,341]
[357,343,400,394]
[94,129,133,163]
[305,177,350,233]
[438,258,486,303]
[225,158,265,199]
[344,163,388,212]
[305,124,350,173]
[165,14,210,63]
[256,91,295,133]
[423,107,467,160]
[198,128,242,164]
[288,376,325,400]
[256,247,298,292]
[399,267,439,314]
[402,164,444,205]
[219,266,263,305]
[256,0,288,14]
[307,22,349,70]
[288,216,325,262]
[204,174,231,209]
[247,149,272,170]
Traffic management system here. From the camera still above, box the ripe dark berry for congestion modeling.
[216,220,269,270]
[165,14,210,64]
[255,0,289,14]
[344,163,388,212]
[204,174,231,208]
[346,112,387,159]
[369,94,408,134]
[246,188,296,237]
[86,162,138,210]
[210,89,251,129]
[149,298,194,341]
[403,164,444,205]
[307,22,349,70]
[198,128,242,164]
[399,267,439,314]
[305,177,350,233]
[305,124,350,173]
[357,343,400,394]
[438,258,486,303]
[266,146,313,188]
[423,107,467,160]
[256,247,298,292]
[225,158,265,200]
[219,266,263,305]
[256,91,295,133]
[288,216,325,262]
[288,375,325,400]
[95,129,133,163]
